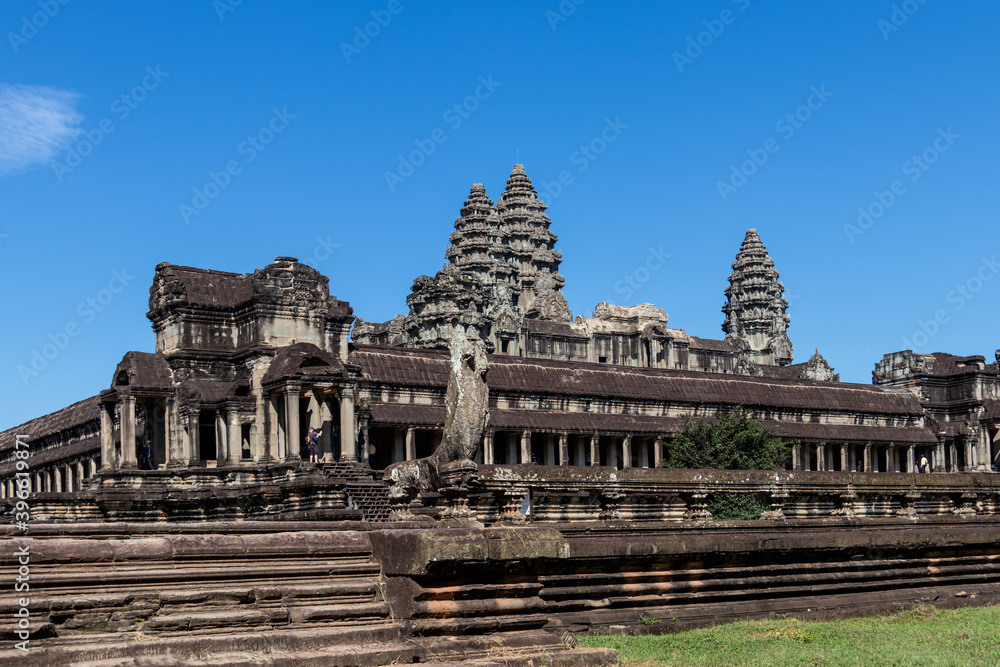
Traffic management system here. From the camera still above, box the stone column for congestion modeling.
[340,388,357,462]
[590,434,600,466]
[654,437,664,467]
[907,444,915,473]
[53,467,63,492]
[319,394,335,462]
[841,443,849,472]
[520,430,531,464]
[817,442,826,472]
[558,432,568,466]
[188,411,201,465]
[934,441,945,473]
[100,404,115,471]
[360,421,370,464]
[949,442,958,472]
[484,429,495,465]
[284,386,301,462]
[215,411,228,465]
[226,410,241,466]
[861,442,871,472]
[75,461,85,491]
[405,427,416,461]
[166,400,183,466]
[621,435,632,469]
[121,395,137,469]
[964,438,973,471]
[887,443,897,473]
[792,442,802,471]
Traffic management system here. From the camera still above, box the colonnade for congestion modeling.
[0,456,98,498]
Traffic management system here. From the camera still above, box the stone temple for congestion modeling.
[2,165,1000,665]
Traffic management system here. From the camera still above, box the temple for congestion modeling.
[1,164,999,505]
[3,164,1000,665]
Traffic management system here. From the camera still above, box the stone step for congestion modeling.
[9,630,619,667]
[0,624,403,666]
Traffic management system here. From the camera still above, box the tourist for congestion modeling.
[141,440,154,470]
[920,454,930,474]
[307,428,320,464]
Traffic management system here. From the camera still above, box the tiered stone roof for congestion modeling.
[722,228,793,367]
[402,165,571,349]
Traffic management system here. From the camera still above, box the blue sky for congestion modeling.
[2,1,998,429]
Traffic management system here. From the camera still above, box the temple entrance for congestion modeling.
[198,410,217,461]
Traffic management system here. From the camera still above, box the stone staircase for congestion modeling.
[323,462,393,522]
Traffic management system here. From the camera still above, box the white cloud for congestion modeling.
[0,83,83,177]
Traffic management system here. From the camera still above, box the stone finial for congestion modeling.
[722,228,793,366]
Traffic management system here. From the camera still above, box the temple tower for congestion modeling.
[495,164,571,321]
[722,229,793,367]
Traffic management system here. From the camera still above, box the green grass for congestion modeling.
[578,605,1000,666]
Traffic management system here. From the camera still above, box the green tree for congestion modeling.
[663,407,790,520]
[664,406,789,471]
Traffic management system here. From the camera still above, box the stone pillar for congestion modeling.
[53,467,62,492]
[188,411,201,464]
[121,395,137,469]
[100,404,115,471]
[359,421,370,464]
[306,394,321,430]
[558,432,568,466]
[484,430,495,465]
[907,444,915,473]
[621,435,632,469]
[166,400,183,466]
[935,441,945,473]
[841,443,849,473]
[654,437,664,467]
[887,443,897,473]
[214,411,228,465]
[792,442,802,471]
[225,411,241,466]
[284,386,301,461]
[317,394,335,462]
[964,438,974,471]
[75,461,85,491]
[949,442,958,472]
[340,388,357,462]
[863,442,872,472]
[590,434,599,466]
[817,442,826,472]
[405,427,416,461]
[521,430,531,464]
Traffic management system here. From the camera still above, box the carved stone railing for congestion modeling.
[472,465,1000,524]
